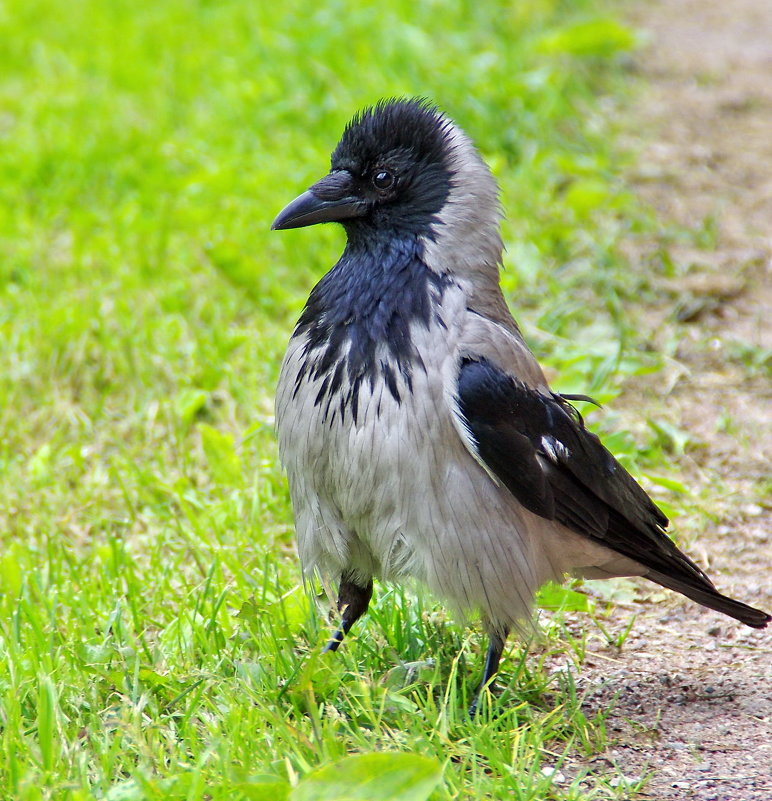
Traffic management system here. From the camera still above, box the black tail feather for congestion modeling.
[646,570,770,629]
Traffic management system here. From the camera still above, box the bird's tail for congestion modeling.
[646,569,770,628]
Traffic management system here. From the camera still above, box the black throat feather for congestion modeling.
[292,234,451,425]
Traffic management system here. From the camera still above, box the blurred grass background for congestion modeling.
[0,1,671,798]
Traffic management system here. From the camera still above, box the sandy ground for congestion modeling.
[557,1,772,798]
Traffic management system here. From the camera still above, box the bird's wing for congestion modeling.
[453,354,772,628]
[458,307,550,392]
[453,354,718,581]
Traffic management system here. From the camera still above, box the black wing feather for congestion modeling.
[457,357,770,629]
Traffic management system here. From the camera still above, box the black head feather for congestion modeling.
[331,98,452,173]
[329,98,457,235]
[283,99,460,422]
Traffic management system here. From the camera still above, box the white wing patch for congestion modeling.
[540,435,571,463]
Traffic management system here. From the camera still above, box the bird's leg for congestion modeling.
[322,576,373,653]
[469,629,508,717]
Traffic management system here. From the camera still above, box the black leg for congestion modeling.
[322,577,373,653]
[469,630,508,717]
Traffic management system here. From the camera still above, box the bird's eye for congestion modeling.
[372,170,395,191]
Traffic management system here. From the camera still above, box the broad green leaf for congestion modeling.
[37,675,58,772]
[174,388,209,427]
[564,179,610,215]
[646,418,692,456]
[27,443,52,482]
[537,18,637,57]
[199,423,243,486]
[290,753,442,801]
[642,473,688,494]
[584,578,642,604]
[104,773,287,801]
[537,582,591,612]
[219,777,291,801]
[104,780,144,801]
[0,545,24,596]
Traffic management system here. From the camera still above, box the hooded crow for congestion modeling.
[272,98,769,712]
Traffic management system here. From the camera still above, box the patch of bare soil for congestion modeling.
[565,1,772,798]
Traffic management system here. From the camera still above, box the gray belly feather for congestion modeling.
[275,305,635,629]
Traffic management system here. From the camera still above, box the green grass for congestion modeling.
[0,1,678,798]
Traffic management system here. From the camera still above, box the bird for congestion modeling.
[271,98,770,713]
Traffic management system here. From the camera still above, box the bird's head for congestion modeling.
[272,98,503,275]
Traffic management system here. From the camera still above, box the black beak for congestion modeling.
[271,170,368,230]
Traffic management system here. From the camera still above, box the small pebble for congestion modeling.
[540,767,566,784]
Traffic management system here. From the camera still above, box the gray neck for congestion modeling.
[421,124,518,334]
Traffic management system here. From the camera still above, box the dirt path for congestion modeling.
[567,1,772,798]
